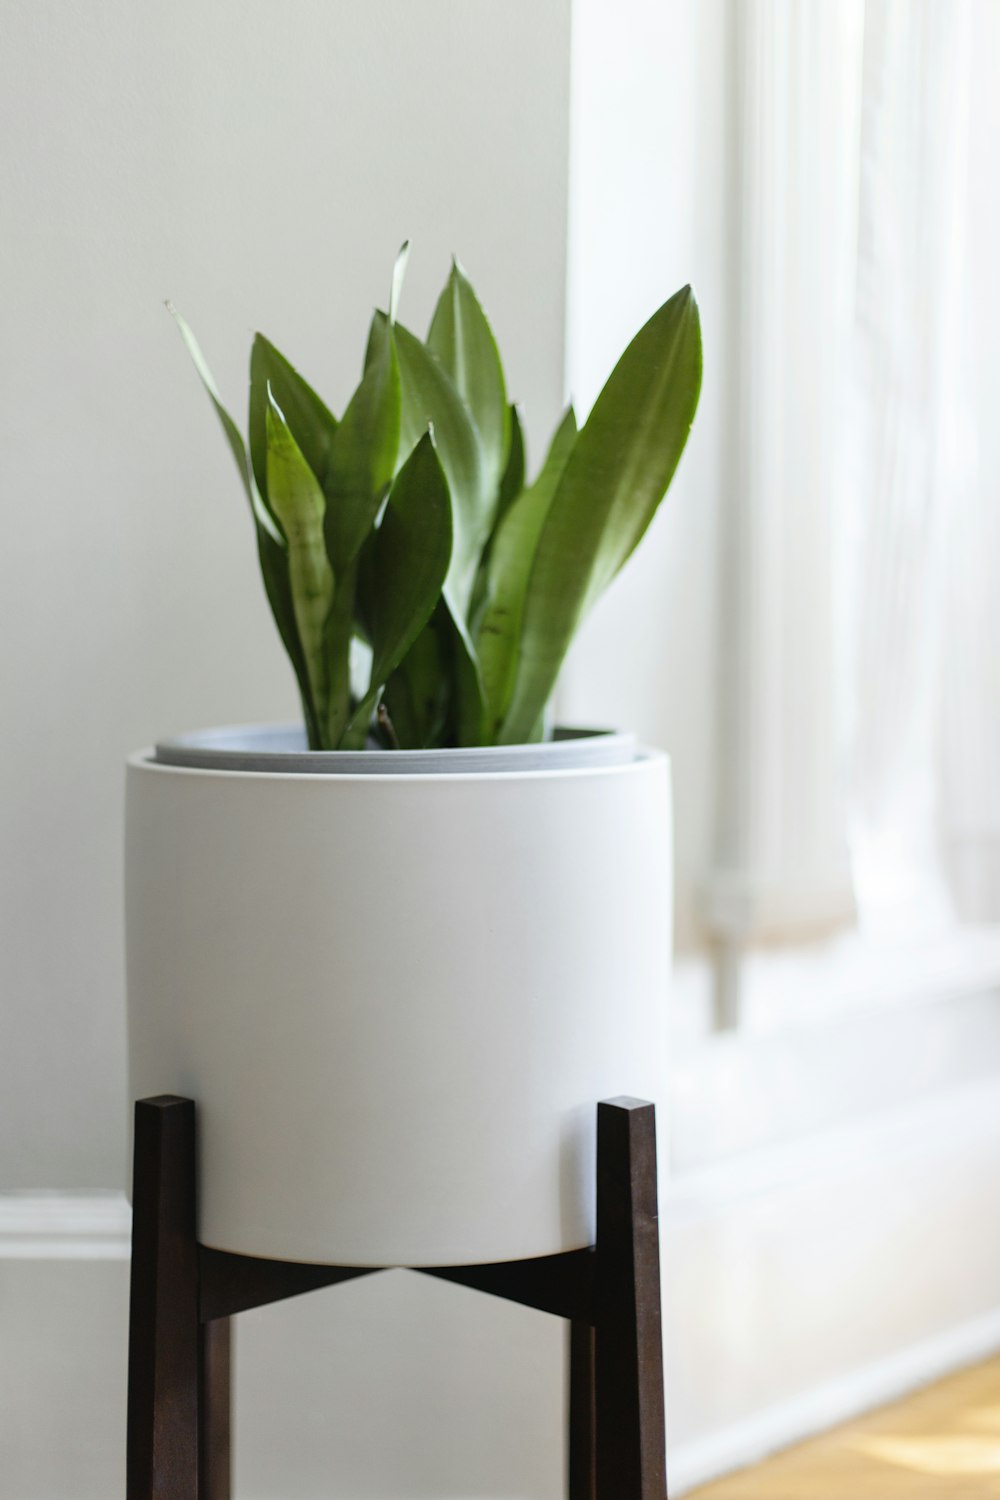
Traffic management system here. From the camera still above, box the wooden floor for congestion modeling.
[688,1356,1000,1498]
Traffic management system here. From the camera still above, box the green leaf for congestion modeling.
[496,403,525,526]
[427,259,510,500]
[346,431,452,740]
[256,528,323,747]
[389,239,410,324]
[323,314,401,575]
[250,335,338,521]
[265,393,336,731]
[384,596,485,749]
[476,405,577,739]
[360,241,411,376]
[167,303,275,534]
[381,609,451,748]
[166,304,320,742]
[466,402,525,633]
[321,272,405,745]
[320,560,358,749]
[444,597,487,746]
[499,285,702,744]
[391,318,490,621]
[352,525,379,645]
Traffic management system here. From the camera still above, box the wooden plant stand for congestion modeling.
[126,1094,667,1500]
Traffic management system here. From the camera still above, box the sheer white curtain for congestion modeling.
[842,0,972,937]
[707,0,862,987]
[713,0,984,994]
[939,0,1000,923]
[562,0,992,1004]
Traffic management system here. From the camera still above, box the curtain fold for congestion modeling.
[841,0,972,935]
[706,0,862,953]
[939,0,1000,923]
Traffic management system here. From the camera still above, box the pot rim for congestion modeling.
[143,721,647,779]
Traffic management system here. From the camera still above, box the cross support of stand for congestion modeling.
[126,1095,667,1500]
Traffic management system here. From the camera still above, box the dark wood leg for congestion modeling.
[199,1318,232,1500]
[127,1096,201,1500]
[594,1098,667,1500]
[569,1319,596,1500]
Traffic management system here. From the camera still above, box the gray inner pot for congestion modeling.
[153,723,637,775]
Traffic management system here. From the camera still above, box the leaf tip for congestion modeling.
[264,380,287,426]
[678,282,699,314]
[389,241,411,325]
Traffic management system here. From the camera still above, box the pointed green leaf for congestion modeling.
[381,609,451,749]
[256,527,323,747]
[362,308,383,377]
[476,405,577,739]
[428,259,510,500]
[466,402,526,633]
[499,286,702,744]
[496,403,525,526]
[320,560,358,749]
[322,274,404,746]
[346,431,452,740]
[323,315,400,575]
[265,393,335,730]
[166,304,320,741]
[443,594,487,747]
[167,303,277,537]
[391,318,490,620]
[384,596,485,749]
[389,240,410,324]
[250,335,338,519]
[359,238,411,377]
[352,524,379,645]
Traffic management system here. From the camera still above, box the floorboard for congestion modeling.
[688,1355,1000,1498]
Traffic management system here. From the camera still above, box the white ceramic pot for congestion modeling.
[125,726,671,1267]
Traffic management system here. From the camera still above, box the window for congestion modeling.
[561,0,1000,1029]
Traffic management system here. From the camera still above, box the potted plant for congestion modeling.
[126,246,701,1267]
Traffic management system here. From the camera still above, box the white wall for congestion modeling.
[0,0,571,1191]
[559,0,733,947]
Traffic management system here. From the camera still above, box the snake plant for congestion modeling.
[170,246,701,748]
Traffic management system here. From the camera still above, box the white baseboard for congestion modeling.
[0,1192,130,1259]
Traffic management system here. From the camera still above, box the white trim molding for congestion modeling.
[0,1191,130,1260]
